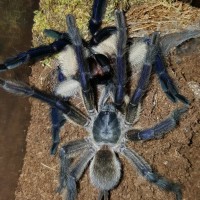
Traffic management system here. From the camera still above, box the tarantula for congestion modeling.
[0,0,199,199]
[1,0,200,156]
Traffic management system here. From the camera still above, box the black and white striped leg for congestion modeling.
[66,15,95,114]
[125,33,159,124]
[155,48,189,105]
[126,107,188,141]
[0,79,89,126]
[121,147,182,200]
[50,107,66,155]
[0,39,70,71]
[58,142,94,200]
[114,10,127,107]
[89,0,107,35]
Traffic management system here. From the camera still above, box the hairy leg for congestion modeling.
[66,15,95,115]
[0,39,70,71]
[126,107,188,141]
[89,0,107,35]
[0,79,89,126]
[125,32,159,124]
[58,141,94,200]
[50,107,66,154]
[121,146,182,200]
[114,10,127,107]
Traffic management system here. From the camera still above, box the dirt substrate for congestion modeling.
[15,2,200,200]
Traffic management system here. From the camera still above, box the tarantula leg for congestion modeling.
[98,190,109,200]
[0,79,89,126]
[61,139,91,157]
[66,15,95,114]
[57,139,91,193]
[89,26,117,46]
[44,29,70,40]
[49,66,69,155]
[121,147,182,200]
[114,10,127,107]
[126,107,188,141]
[50,107,66,155]
[59,146,94,200]
[57,148,72,194]
[125,33,159,124]
[0,39,70,71]
[89,0,107,35]
[155,47,189,105]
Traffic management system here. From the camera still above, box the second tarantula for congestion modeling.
[0,9,188,200]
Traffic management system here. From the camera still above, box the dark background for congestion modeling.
[0,1,39,200]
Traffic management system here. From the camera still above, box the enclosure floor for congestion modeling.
[15,3,200,200]
[14,40,200,200]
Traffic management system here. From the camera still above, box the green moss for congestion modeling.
[32,0,175,66]
[32,0,138,45]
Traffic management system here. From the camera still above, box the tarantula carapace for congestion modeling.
[0,0,199,199]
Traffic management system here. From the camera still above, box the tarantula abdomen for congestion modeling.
[90,146,121,191]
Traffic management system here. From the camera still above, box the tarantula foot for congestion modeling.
[160,75,189,105]
[57,174,77,200]
[1,53,28,70]
[44,29,70,41]
[51,143,59,155]
[175,93,190,105]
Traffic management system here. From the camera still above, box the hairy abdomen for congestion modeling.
[89,146,121,191]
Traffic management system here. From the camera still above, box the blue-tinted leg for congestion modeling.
[50,107,66,154]
[89,26,116,46]
[121,147,182,200]
[66,15,95,114]
[125,33,159,124]
[89,0,107,35]
[155,51,189,105]
[114,10,127,107]
[50,66,67,154]
[126,107,188,141]
[57,139,91,194]
[58,142,94,200]
[0,39,70,71]
[0,79,89,126]
[125,62,152,124]
[44,29,70,41]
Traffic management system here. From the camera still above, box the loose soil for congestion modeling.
[15,2,200,200]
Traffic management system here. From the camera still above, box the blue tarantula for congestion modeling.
[0,0,199,200]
